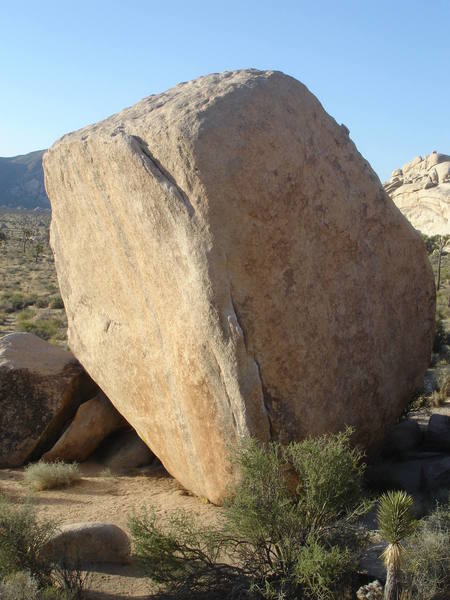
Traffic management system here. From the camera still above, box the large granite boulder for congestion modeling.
[0,333,97,467]
[43,69,435,503]
[384,152,450,236]
[42,392,127,462]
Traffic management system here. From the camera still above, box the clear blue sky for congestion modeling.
[1,0,449,181]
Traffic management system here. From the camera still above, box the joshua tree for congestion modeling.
[377,491,416,600]
[422,233,450,290]
[22,227,33,254]
[0,230,7,253]
[34,242,44,263]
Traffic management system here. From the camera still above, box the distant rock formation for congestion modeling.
[0,150,49,209]
[384,152,450,236]
[44,69,435,504]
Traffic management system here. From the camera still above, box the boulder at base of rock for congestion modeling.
[426,414,450,451]
[366,453,450,495]
[44,69,435,503]
[46,522,130,564]
[42,392,127,462]
[382,419,423,458]
[96,428,154,471]
[0,333,97,467]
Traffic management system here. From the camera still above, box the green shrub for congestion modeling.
[23,461,81,492]
[0,497,55,585]
[402,503,450,599]
[129,428,369,599]
[17,316,60,341]
[36,297,49,308]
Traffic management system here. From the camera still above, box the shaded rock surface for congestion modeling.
[46,522,131,565]
[42,392,127,463]
[382,419,422,458]
[384,152,450,235]
[0,333,97,467]
[425,414,450,451]
[95,428,155,471]
[44,69,435,502]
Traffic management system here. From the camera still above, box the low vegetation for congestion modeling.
[0,209,67,344]
[0,497,89,598]
[402,503,450,599]
[23,461,81,492]
[129,428,371,599]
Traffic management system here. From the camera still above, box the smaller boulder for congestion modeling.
[426,414,450,451]
[46,522,130,564]
[0,333,97,467]
[97,428,155,471]
[382,420,422,457]
[42,392,127,462]
[366,453,450,494]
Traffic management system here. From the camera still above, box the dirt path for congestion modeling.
[0,462,220,598]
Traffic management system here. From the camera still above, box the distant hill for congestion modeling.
[0,150,49,209]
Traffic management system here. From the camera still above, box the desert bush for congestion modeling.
[51,557,92,600]
[129,428,369,599]
[0,292,36,312]
[17,314,61,341]
[23,461,81,492]
[0,496,55,585]
[402,503,450,599]
[49,295,64,309]
[36,296,49,308]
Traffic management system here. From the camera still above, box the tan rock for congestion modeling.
[0,333,97,467]
[384,152,450,235]
[43,69,435,503]
[42,392,127,462]
[46,522,131,564]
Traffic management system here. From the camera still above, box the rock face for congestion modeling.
[384,152,450,236]
[42,392,127,462]
[43,69,435,503]
[0,333,97,467]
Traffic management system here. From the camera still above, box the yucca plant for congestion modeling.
[377,491,416,600]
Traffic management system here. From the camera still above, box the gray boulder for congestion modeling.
[382,419,422,457]
[426,414,450,451]
[97,428,154,471]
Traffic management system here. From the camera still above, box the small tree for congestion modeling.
[422,233,450,291]
[377,491,416,600]
[22,227,33,254]
[33,242,44,263]
[0,230,7,253]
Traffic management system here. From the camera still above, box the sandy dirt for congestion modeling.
[0,461,220,599]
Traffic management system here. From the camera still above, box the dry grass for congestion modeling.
[23,461,81,492]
